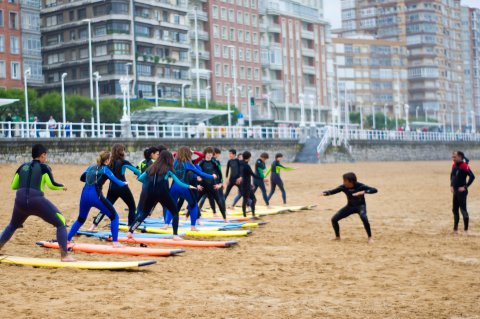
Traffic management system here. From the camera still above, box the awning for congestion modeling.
[131,106,231,124]
[0,99,19,107]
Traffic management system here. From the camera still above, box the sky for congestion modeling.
[324,0,480,28]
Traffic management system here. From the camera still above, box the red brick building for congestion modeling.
[0,0,23,89]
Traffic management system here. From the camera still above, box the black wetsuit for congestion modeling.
[129,171,185,235]
[198,159,226,219]
[450,161,475,231]
[323,183,378,238]
[253,159,269,206]
[93,159,140,226]
[239,161,261,217]
[225,158,241,199]
[267,160,287,204]
[0,160,68,256]
[138,158,153,174]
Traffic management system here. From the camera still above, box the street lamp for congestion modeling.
[125,62,133,116]
[266,91,271,119]
[181,83,190,108]
[155,80,162,108]
[61,72,68,137]
[471,110,476,133]
[193,7,200,103]
[205,85,211,110]
[227,87,232,128]
[359,102,364,130]
[24,68,31,137]
[120,77,129,119]
[299,93,305,127]
[285,80,291,123]
[372,103,376,129]
[395,104,400,131]
[309,94,315,127]
[82,19,93,100]
[227,45,238,116]
[404,104,410,131]
[450,109,454,133]
[383,103,388,130]
[416,106,420,120]
[247,89,253,128]
[425,107,428,122]
[93,71,101,137]
[456,85,462,131]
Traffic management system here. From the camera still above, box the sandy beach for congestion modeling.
[0,161,479,319]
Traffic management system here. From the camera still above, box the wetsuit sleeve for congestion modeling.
[138,172,148,184]
[41,165,64,190]
[186,161,214,180]
[323,186,343,196]
[265,167,272,177]
[276,163,294,173]
[467,168,475,188]
[11,173,20,190]
[247,164,261,179]
[359,184,378,194]
[450,167,455,187]
[226,160,231,178]
[121,161,141,176]
[167,171,191,189]
[104,166,128,187]
[256,160,265,179]
[193,152,205,165]
[215,160,223,183]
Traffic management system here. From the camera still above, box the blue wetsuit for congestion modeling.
[164,160,214,226]
[67,164,127,242]
[92,159,141,226]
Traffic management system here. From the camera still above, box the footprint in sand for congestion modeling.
[443,255,480,265]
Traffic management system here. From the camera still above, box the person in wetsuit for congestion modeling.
[267,153,292,205]
[137,146,160,173]
[198,147,227,221]
[239,151,262,218]
[450,151,475,235]
[320,172,377,244]
[164,146,216,231]
[89,144,141,230]
[253,152,271,207]
[224,149,241,203]
[128,150,195,240]
[0,144,74,262]
[67,151,127,247]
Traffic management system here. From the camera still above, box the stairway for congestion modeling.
[294,137,322,163]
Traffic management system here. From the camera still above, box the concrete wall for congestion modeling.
[0,138,300,165]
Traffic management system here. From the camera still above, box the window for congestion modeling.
[251,14,257,27]
[214,44,220,57]
[137,64,151,76]
[236,0,242,5]
[11,62,20,80]
[254,68,259,80]
[212,6,218,19]
[240,66,245,79]
[0,36,3,52]
[223,45,229,58]
[22,12,40,31]
[245,31,250,43]
[22,36,41,55]
[238,30,243,42]
[47,52,65,64]
[244,0,249,8]
[213,25,219,38]
[247,67,252,80]
[215,63,221,76]
[221,26,227,40]
[10,36,19,54]
[229,28,236,41]
[80,48,88,59]
[220,7,227,20]
[228,9,234,22]
[223,64,230,77]
[78,8,87,20]
[9,12,18,29]
[216,82,222,96]
[244,13,250,25]
[245,49,251,61]
[253,50,259,62]
[237,11,243,24]
[0,10,3,27]
[95,45,107,56]
[0,61,5,78]
[252,32,258,44]
[251,0,256,8]
[238,48,244,60]
[95,25,107,37]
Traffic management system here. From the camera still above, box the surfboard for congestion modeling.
[0,255,156,270]
[77,230,177,239]
[101,236,238,248]
[36,241,185,257]
[120,225,252,237]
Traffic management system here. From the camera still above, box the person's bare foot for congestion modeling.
[61,255,76,262]
[161,225,169,230]
[112,242,124,248]
[87,224,97,232]
[266,205,272,209]
[173,235,184,241]
[452,230,459,235]
[224,219,228,223]
[126,232,134,239]
[368,237,374,244]
[331,237,341,241]
[190,226,199,231]
[463,230,469,236]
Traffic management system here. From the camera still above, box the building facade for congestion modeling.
[341,0,465,124]
[21,0,43,86]
[40,0,190,98]
[0,0,24,89]
[332,35,408,124]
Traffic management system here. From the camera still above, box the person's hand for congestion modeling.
[236,178,242,185]
[319,192,326,197]
[352,191,365,197]
[214,184,222,190]
[62,186,68,191]
[458,187,466,192]
[264,179,269,183]
[190,186,197,190]
[197,185,204,191]
[450,187,454,193]
[197,176,202,182]
[212,174,218,180]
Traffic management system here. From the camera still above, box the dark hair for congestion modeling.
[203,146,214,155]
[242,151,252,160]
[229,149,237,155]
[144,146,159,160]
[260,152,269,159]
[148,150,174,176]
[214,147,221,154]
[110,144,125,167]
[454,151,469,164]
[157,144,167,152]
[275,153,283,160]
[32,144,48,158]
[342,172,357,184]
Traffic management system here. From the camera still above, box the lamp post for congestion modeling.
[416,106,420,120]
[82,19,93,101]
[372,103,376,129]
[120,77,129,118]
[383,104,388,130]
[299,93,305,127]
[471,110,476,133]
[344,86,349,135]
[227,88,232,129]
[285,79,291,123]
[194,7,200,103]
[457,85,462,131]
[309,94,315,127]
[181,83,190,108]
[359,103,364,130]
[395,104,400,131]
[24,68,31,137]
[425,107,428,122]
[205,85,210,110]
[125,62,132,116]
[247,89,253,128]
[266,91,271,119]
[450,109,454,133]
[93,72,101,137]
[404,104,410,131]
[61,72,67,137]
[227,45,238,116]
[155,80,161,108]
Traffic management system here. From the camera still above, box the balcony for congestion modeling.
[136,0,188,12]
[303,65,316,75]
[190,50,210,60]
[301,29,314,40]
[269,63,283,71]
[262,76,272,84]
[188,10,208,22]
[190,68,211,80]
[271,80,284,88]
[189,30,209,41]
[302,47,315,57]
[159,21,189,31]
[136,36,190,50]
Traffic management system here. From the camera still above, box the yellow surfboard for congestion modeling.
[0,255,156,270]
[120,225,251,237]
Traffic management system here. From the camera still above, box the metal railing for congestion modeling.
[0,121,299,140]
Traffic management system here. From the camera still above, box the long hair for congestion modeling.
[110,144,125,167]
[96,151,111,165]
[147,150,174,176]
[454,151,469,164]
[176,146,192,164]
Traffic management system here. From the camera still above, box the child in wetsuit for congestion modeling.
[450,151,475,235]
[321,172,377,244]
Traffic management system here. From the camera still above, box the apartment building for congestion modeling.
[0,0,23,89]
[40,0,190,98]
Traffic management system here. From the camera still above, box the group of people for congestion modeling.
[0,143,292,261]
[0,142,474,261]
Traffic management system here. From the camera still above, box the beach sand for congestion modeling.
[0,161,479,319]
